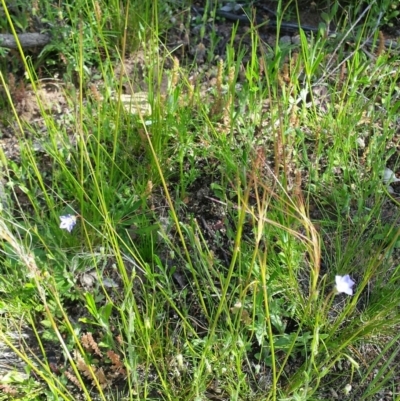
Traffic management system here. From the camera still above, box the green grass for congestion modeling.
[1,0,400,400]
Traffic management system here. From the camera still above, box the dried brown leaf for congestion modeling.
[94,367,109,389]
[65,370,82,389]
[81,332,102,357]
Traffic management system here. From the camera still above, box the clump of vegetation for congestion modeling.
[1,0,400,400]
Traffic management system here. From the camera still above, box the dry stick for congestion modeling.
[197,3,400,55]
[0,33,50,49]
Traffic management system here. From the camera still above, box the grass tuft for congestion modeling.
[1,0,400,400]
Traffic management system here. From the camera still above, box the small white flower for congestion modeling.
[335,275,355,295]
[383,168,400,184]
[344,383,352,395]
[59,214,77,233]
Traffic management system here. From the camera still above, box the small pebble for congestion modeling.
[291,34,301,45]
[280,35,292,45]
[356,137,365,148]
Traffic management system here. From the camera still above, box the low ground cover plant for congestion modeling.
[1,0,400,400]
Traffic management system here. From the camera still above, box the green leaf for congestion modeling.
[85,292,98,318]
[100,302,113,323]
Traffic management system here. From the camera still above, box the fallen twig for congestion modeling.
[0,33,50,49]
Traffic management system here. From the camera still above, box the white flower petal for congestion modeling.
[102,278,118,288]
[383,168,400,184]
[59,214,77,233]
[335,275,355,295]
